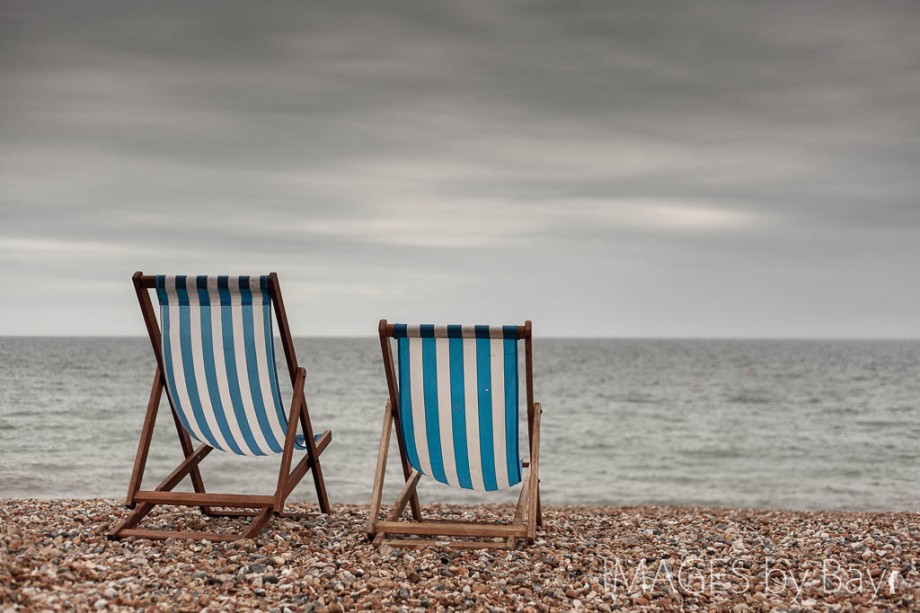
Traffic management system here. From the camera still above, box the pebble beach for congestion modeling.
[2,500,918,611]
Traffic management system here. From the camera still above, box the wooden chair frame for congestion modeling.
[367,320,542,550]
[109,272,331,542]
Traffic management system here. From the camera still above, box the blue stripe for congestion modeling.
[502,324,520,340]
[155,276,168,305]
[475,324,491,340]
[419,324,436,338]
[503,337,521,485]
[475,337,498,491]
[175,276,190,306]
[218,278,263,455]
[421,337,447,484]
[217,276,231,306]
[159,296,200,444]
[448,336,472,489]
[262,302,291,446]
[175,277,218,448]
[239,275,252,306]
[397,338,421,472]
[241,300,282,452]
[393,323,408,338]
[196,278,243,455]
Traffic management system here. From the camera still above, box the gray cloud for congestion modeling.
[1,0,919,336]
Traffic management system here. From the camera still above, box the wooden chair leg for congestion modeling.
[513,473,531,525]
[295,391,331,514]
[271,367,332,515]
[109,503,154,539]
[242,508,274,539]
[526,403,542,542]
[367,404,393,538]
[275,369,306,513]
[388,470,421,521]
[279,431,331,502]
[537,485,543,527]
[126,370,163,507]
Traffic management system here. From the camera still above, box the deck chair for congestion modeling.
[110,272,332,542]
[367,320,542,549]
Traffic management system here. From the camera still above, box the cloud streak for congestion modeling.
[1,0,919,336]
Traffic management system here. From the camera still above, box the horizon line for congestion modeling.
[2,334,920,342]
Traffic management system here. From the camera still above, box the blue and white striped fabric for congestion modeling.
[393,324,522,492]
[156,275,306,456]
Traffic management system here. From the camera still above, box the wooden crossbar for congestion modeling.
[374,520,527,538]
[132,492,275,508]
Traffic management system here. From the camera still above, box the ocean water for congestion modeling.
[0,337,918,511]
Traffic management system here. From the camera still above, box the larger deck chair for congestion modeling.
[110,272,332,542]
[367,321,542,549]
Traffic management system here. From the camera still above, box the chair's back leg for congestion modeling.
[274,368,306,514]
[537,487,543,526]
[526,402,542,541]
[299,396,331,514]
[367,404,393,537]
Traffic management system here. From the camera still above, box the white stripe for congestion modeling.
[490,338,509,489]
[249,276,264,306]
[208,280,251,455]
[164,279,206,443]
[408,337,433,477]
[462,337,484,490]
[184,280,200,306]
[185,276,229,451]
[435,338,458,487]
[231,278,270,454]
[252,295,287,447]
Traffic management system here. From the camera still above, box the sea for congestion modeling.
[1,337,918,511]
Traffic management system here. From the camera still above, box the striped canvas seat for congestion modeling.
[155,275,312,456]
[392,324,523,491]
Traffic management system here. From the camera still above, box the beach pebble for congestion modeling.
[1,499,918,610]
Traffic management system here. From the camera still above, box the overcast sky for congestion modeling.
[1,1,919,337]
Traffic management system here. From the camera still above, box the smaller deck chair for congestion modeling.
[368,321,542,549]
[110,272,332,542]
